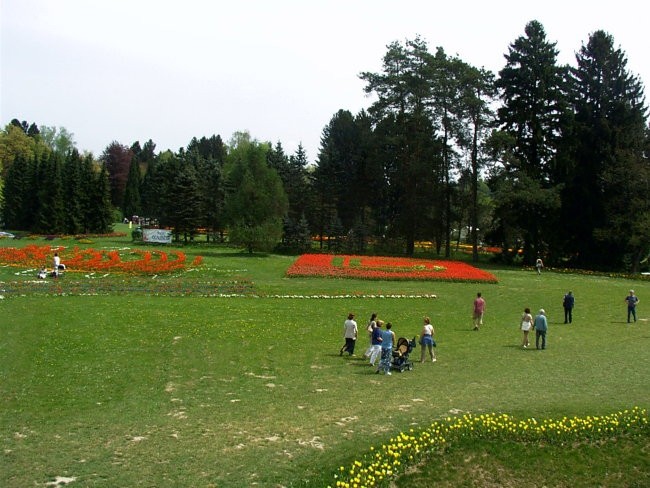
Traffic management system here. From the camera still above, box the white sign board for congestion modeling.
[142,228,172,244]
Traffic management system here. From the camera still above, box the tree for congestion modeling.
[222,134,288,253]
[360,37,440,255]
[167,162,202,242]
[122,159,142,220]
[493,20,568,264]
[34,152,65,233]
[101,141,133,209]
[39,126,76,154]
[458,65,497,261]
[566,30,649,270]
[2,154,38,230]
[86,165,114,233]
[0,123,50,177]
[61,149,86,234]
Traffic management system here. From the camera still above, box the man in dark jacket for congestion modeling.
[563,291,574,324]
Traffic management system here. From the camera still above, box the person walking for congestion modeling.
[534,309,548,350]
[364,313,378,358]
[377,322,395,375]
[339,313,358,356]
[535,257,544,275]
[625,290,639,323]
[520,307,533,348]
[472,292,486,330]
[563,291,575,324]
[419,317,436,363]
[368,320,384,367]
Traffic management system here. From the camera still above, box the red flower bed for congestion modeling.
[0,245,203,274]
[286,254,497,283]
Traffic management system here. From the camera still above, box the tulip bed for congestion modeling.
[286,254,498,283]
[0,244,202,274]
[0,245,258,297]
[332,407,649,488]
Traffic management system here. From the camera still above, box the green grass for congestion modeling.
[1,229,649,487]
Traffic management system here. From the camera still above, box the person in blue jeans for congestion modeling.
[368,320,384,367]
[534,309,548,350]
[625,290,639,323]
[377,322,395,375]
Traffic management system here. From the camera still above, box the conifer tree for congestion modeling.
[566,30,649,269]
[493,20,568,264]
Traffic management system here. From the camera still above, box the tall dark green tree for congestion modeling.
[62,149,85,234]
[2,154,38,230]
[493,20,568,264]
[313,110,361,231]
[101,141,133,210]
[34,152,65,233]
[168,162,202,242]
[566,30,649,270]
[86,165,114,233]
[122,159,142,220]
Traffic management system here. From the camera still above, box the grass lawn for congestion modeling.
[1,229,649,487]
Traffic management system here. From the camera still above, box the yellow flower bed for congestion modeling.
[331,407,648,488]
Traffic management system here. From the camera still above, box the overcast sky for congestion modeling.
[2,0,648,163]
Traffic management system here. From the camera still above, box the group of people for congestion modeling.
[474,291,551,350]
[36,252,66,279]
[340,289,641,368]
[519,308,548,349]
[339,312,437,375]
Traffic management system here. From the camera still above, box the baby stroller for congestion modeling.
[391,337,417,372]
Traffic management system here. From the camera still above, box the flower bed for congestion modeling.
[286,254,497,283]
[331,407,648,488]
[0,245,203,274]
[0,277,254,298]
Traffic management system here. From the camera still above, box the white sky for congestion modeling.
[1,0,648,163]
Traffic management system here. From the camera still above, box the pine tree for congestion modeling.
[566,30,649,269]
[493,20,568,264]
[122,159,142,220]
[168,162,202,242]
[35,152,65,233]
[62,149,85,234]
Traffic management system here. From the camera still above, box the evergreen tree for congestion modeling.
[87,165,114,233]
[62,149,85,234]
[78,154,98,233]
[287,143,311,222]
[101,141,134,209]
[493,20,568,264]
[35,152,65,233]
[2,154,37,230]
[566,30,649,269]
[122,159,142,220]
[168,162,202,242]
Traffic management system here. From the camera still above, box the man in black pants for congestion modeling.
[563,291,574,324]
